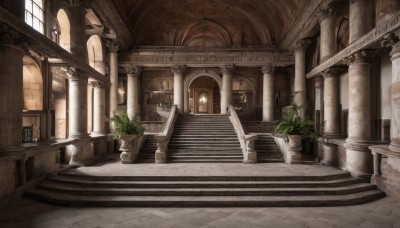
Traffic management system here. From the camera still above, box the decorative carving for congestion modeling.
[171,65,187,75]
[0,24,27,48]
[342,50,376,65]
[126,65,142,76]
[261,65,275,75]
[106,39,119,53]
[89,80,109,88]
[63,66,88,80]
[381,32,400,54]
[321,67,345,79]
[220,65,236,75]
[293,38,312,51]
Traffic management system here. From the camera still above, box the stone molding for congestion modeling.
[171,65,187,75]
[306,10,400,78]
[64,67,88,80]
[220,65,236,75]
[106,39,119,53]
[261,65,275,75]
[342,50,376,65]
[89,80,109,88]
[293,38,313,52]
[126,65,142,77]
[0,24,27,48]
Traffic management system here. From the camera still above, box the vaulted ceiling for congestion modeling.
[110,0,307,47]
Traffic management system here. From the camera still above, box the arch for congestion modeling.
[232,76,257,118]
[56,9,70,52]
[87,35,105,74]
[337,18,349,52]
[23,56,43,111]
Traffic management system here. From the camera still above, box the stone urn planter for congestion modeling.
[287,134,302,164]
[119,134,138,164]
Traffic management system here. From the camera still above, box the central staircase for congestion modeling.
[26,171,385,207]
[167,115,243,163]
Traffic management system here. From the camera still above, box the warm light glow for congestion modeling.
[199,95,207,104]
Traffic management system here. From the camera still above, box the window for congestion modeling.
[25,0,44,34]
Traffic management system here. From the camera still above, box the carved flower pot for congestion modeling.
[119,134,138,164]
[287,134,302,164]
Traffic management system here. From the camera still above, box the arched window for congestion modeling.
[25,0,44,33]
[87,35,105,74]
[56,9,70,51]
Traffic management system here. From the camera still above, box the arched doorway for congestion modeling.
[189,76,220,114]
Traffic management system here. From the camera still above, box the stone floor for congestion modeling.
[1,156,400,227]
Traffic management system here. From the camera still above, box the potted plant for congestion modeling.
[108,113,144,163]
[274,104,314,163]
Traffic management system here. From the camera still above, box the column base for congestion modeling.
[320,141,338,166]
[343,141,373,177]
[389,143,400,153]
[66,137,93,166]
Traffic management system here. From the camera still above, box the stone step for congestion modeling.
[26,189,385,207]
[37,182,377,197]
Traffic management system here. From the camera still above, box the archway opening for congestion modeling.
[189,76,220,114]
[232,77,256,120]
[56,9,70,52]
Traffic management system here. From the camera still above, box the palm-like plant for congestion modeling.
[274,104,314,137]
[108,113,144,138]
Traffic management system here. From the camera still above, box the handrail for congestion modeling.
[228,105,257,163]
[154,105,178,163]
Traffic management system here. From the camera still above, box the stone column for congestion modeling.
[349,0,373,43]
[172,65,186,113]
[293,39,311,118]
[321,67,342,165]
[0,25,24,151]
[68,1,87,60]
[90,80,108,136]
[126,66,142,120]
[342,50,375,177]
[317,7,336,62]
[220,65,235,114]
[106,40,119,117]
[261,65,275,122]
[382,33,400,152]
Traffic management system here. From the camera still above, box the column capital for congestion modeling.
[89,80,109,88]
[314,76,323,88]
[316,7,335,22]
[126,65,142,77]
[322,67,345,79]
[171,65,187,75]
[381,32,400,55]
[0,24,28,49]
[342,50,376,65]
[261,65,275,75]
[293,38,312,51]
[220,65,236,75]
[63,66,88,80]
[106,39,119,53]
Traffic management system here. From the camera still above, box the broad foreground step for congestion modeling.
[167,114,243,163]
[25,172,385,207]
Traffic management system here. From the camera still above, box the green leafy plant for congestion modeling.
[107,113,144,138]
[274,104,314,137]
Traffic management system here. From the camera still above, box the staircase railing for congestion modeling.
[154,105,178,163]
[228,105,258,163]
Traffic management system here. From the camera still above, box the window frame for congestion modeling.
[25,0,45,34]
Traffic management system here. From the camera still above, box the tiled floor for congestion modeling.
[0,197,399,228]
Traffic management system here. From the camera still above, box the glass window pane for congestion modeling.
[33,18,40,30]
[26,13,33,25]
[33,4,40,16]
[26,0,32,12]
[33,0,43,8]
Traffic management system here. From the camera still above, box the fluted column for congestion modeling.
[317,7,336,62]
[343,50,375,177]
[126,66,142,120]
[382,33,400,152]
[107,40,119,117]
[349,0,373,43]
[0,25,24,151]
[172,65,186,113]
[293,39,311,118]
[261,66,275,122]
[90,80,108,136]
[220,65,235,114]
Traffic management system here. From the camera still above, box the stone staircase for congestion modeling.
[137,136,157,163]
[255,134,284,163]
[25,172,385,207]
[167,115,243,163]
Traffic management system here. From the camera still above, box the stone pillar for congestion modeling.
[172,65,186,113]
[317,7,336,62]
[220,65,235,114]
[261,66,275,122]
[293,39,311,119]
[321,67,342,165]
[382,33,400,152]
[342,50,375,177]
[0,25,24,151]
[106,40,119,117]
[126,66,142,120]
[90,80,108,136]
[68,1,87,61]
[349,0,373,43]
